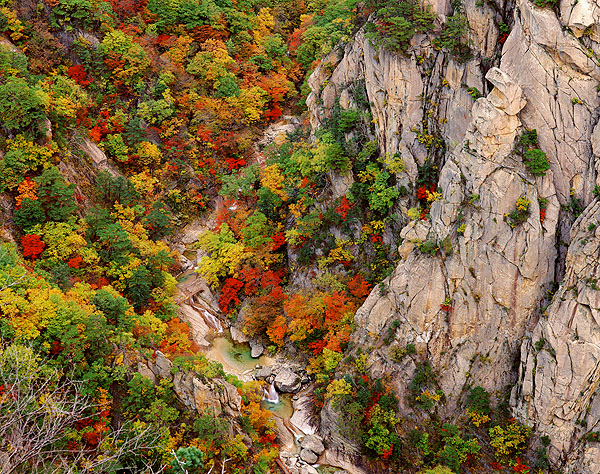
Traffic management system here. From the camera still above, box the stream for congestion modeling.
[206,334,268,375]
[177,260,295,424]
[205,335,293,419]
[204,331,302,458]
[204,332,298,429]
[175,290,362,473]
[176,257,340,470]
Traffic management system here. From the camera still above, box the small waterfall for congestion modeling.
[202,309,223,333]
[190,296,223,333]
[262,382,280,404]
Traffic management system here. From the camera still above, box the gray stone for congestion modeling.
[154,351,173,380]
[219,379,243,417]
[137,362,156,385]
[299,448,318,464]
[250,340,265,358]
[275,368,302,393]
[177,302,211,349]
[299,465,319,474]
[79,137,109,170]
[300,435,325,455]
[485,67,526,115]
[290,390,317,435]
[319,449,368,474]
[173,372,196,410]
[561,0,600,41]
[299,371,311,385]
[592,121,600,158]
[179,220,206,246]
[254,366,272,380]
[273,417,296,453]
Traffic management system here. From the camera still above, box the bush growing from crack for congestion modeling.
[523,149,550,176]
[505,196,530,228]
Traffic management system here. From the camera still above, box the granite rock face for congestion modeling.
[353,64,557,405]
[306,0,600,469]
[172,371,242,418]
[307,31,482,184]
[512,201,600,470]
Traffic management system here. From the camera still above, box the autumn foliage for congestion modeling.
[21,234,44,260]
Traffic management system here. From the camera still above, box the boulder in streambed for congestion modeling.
[250,339,265,358]
[274,367,302,393]
[254,365,272,380]
[299,448,318,464]
[300,435,325,456]
[299,465,319,474]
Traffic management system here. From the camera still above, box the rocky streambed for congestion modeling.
[171,268,347,474]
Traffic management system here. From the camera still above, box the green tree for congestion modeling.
[95,171,140,206]
[15,197,72,235]
[523,149,550,176]
[34,166,77,222]
[127,265,152,310]
[143,202,173,240]
[92,288,134,330]
[438,424,480,471]
[240,211,272,248]
[193,409,230,449]
[171,446,204,474]
[0,77,48,136]
[0,45,29,78]
[93,221,134,265]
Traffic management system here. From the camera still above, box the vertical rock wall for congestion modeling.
[306,0,600,468]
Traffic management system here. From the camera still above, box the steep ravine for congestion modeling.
[166,0,600,470]
[175,267,344,474]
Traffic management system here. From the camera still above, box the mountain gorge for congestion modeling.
[1,0,600,472]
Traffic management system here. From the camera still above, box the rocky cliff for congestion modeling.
[307,0,600,469]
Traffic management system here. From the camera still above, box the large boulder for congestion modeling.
[153,351,173,380]
[250,339,265,358]
[173,372,242,418]
[300,435,325,456]
[275,368,302,393]
[299,465,320,474]
[299,448,318,464]
[137,362,157,385]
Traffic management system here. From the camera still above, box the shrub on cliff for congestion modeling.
[365,0,436,54]
[523,149,550,176]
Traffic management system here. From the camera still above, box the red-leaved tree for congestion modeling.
[21,234,45,260]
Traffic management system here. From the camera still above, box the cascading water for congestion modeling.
[202,309,223,333]
[262,382,280,404]
[189,295,223,333]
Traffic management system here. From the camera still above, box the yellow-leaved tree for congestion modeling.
[196,224,248,285]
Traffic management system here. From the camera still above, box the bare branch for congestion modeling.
[221,457,231,474]
[0,343,164,474]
